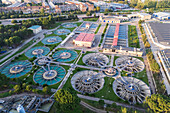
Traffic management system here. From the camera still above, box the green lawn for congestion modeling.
[0,52,11,60]
[77,51,96,66]
[95,24,101,34]
[62,67,90,90]
[83,17,99,22]
[88,77,127,103]
[128,25,140,48]
[113,56,120,66]
[12,54,28,62]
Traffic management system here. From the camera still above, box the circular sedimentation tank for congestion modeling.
[41,36,62,45]
[1,60,32,78]
[83,53,109,67]
[53,29,71,35]
[33,65,66,85]
[115,57,145,73]
[25,46,50,58]
[71,70,104,94]
[52,49,78,62]
[62,23,77,28]
[113,77,151,104]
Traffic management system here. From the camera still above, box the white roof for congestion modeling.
[138,13,150,16]
[153,12,170,17]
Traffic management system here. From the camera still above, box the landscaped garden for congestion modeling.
[128,25,140,48]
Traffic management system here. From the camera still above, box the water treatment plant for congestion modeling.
[0,10,168,112]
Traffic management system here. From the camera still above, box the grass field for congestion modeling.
[128,25,140,48]
[83,18,99,22]
[95,24,101,34]
[77,51,96,66]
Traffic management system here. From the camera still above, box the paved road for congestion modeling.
[78,94,146,112]
[110,55,114,66]
[80,101,113,113]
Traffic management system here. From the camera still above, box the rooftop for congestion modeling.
[138,13,151,16]
[153,12,170,17]
[162,49,170,62]
[29,25,41,29]
[149,22,170,45]
[75,33,95,42]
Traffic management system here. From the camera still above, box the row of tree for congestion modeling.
[138,20,159,72]
[130,0,170,12]
[13,14,78,29]
[146,51,160,73]
[0,9,60,19]
[138,20,150,48]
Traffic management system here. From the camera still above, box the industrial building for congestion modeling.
[158,49,170,82]
[127,13,151,20]
[99,16,129,23]
[146,22,170,49]
[28,25,42,34]
[73,33,95,47]
[103,45,143,57]
[0,95,54,113]
[153,12,170,20]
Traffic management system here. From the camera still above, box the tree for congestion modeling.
[26,85,32,91]
[105,8,109,12]
[43,86,51,94]
[54,89,80,112]
[48,15,52,21]
[144,41,150,48]
[98,99,105,106]
[40,8,45,14]
[12,36,21,45]
[4,39,10,46]
[94,13,96,18]
[96,6,100,12]
[55,89,73,104]
[86,11,92,16]
[13,85,21,93]
[145,94,170,113]
[11,20,17,23]
[121,107,127,113]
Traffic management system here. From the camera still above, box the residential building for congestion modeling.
[2,0,21,4]
[86,2,94,11]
